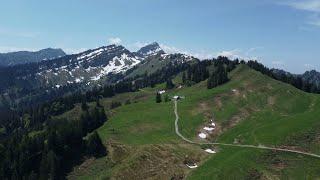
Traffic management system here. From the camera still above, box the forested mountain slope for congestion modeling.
[0,48,66,66]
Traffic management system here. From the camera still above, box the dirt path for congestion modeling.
[173,100,320,159]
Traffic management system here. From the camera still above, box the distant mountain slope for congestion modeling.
[126,53,196,78]
[135,42,165,58]
[271,68,320,88]
[0,48,66,66]
[302,70,320,87]
[0,42,199,108]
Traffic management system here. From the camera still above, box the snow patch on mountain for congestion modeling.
[90,53,141,81]
[77,47,107,61]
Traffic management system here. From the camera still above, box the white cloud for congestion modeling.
[307,13,320,26]
[286,0,320,12]
[64,48,88,54]
[216,48,261,60]
[133,41,150,49]
[283,0,320,27]
[272,61,285,66]
[304,63,316,69]
[189,51,216,60]
[216,49,242,59]
[159,44,186,54]
[108,37,122,45]
[159,43,216,59]
[129,41,261,60]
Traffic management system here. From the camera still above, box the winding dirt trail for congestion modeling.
[173,100,320,159]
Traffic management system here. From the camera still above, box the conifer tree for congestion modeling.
[86,131,106,157]
[166,79,175,89]
[182,72,186,84]
[156,93,162,103]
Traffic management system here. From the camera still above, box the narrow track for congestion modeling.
[173,100,320,159]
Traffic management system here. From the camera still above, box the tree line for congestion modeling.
[246,60,320,93]
[0,102,107,179]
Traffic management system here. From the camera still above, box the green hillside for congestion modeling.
[67,65,320,179]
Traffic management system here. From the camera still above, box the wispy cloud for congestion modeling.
[216,48,261,60]
[132,41,149,49]
[159,44,261,60]
[124,40,262,61]
[271,60,285,69]
[304,63,316,69]
[283,0,320,27]
[108,37,122,45]
[159,43,216,59]
[286,0,320,12]
[216,49,242,59]
[272,61,285,66]
[307,13,320,26]
[63,48,88,54]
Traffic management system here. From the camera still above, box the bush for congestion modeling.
[110,101,121,109]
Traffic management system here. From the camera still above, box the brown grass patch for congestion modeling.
[111,144,204,180]
[214,96,223,110]
[268,96,276,106]
[128,123,161,134]
[191,102,212,118]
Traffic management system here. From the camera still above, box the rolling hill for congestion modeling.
[64,64,320,179]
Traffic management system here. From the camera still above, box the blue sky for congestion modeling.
[0,0,320,73]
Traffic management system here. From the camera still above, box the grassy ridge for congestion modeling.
[67,65,320,179]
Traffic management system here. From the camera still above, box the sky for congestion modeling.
[0,0,320,73]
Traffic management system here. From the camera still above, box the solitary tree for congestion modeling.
[156,93,162,103]
[164,94,170,102]
[182,72,186,84]
[86,131,106,157]
[81,101,89,111]
[166,79,175,89]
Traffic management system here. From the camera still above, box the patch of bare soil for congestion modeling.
[206,126,222,141]
[267,83,273,90]
[258,151,289,172]
[222,108,250,131]
[278,145,309,154]
[107,141,132,164]
[232,89,241,96]
[192,102,213,120]
[268,96,276,106]
[133,93,150,102]
[129,123,161,134]
[214,96,223,110]
[309,99,316,111]
[74,157,96,172]
[111,144,201,180]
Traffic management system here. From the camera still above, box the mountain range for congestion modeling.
[1,42,320,109]
[0,42,196,107]
[0,48,66,66]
